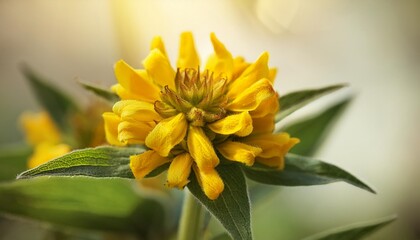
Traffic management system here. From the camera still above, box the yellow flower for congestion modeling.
[20,111,61,145]
[20,111,71,168]
[103,32,299,200]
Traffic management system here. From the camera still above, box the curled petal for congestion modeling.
[114,60,160,102]
[250,94,279,118]
[28,143,71,169]
[118,121,155,144]
[228,52,269,98]
[103,112,125,146]
[227,78,275,112]
[177,32,200,69]
[208,111,253,137]
[167,153,193,189]
[145,113,188,157]
[130,150,170,179]
[193,165,224,200]
[187,126,219,171]
[143,49,175,89]
[243,133,300,169]
[205,33,233,80]
[217,141,262,166]
[244,133,298,158]
[113,100,161,122]
[252,114,275,134]
[150,36,167,57]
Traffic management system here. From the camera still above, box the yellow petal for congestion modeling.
[228,52,269,98]
[207,111,253,137]
[243,133,300,160]
[232,56,250,80]
[20,111,61,145]
[118,121,155,144]
[103,112,126,146]
[143,49,175,89]
[252,114,275,134]
[145,113,188,157]
[177,32,200,69]
[217,141,262,166]
[150,36,167,57]
[113,100,161,122]
[227,78,275,112]
[130,150,170,179]
[245,133,299,169]
[193,165,224,200]
[268,68,277,83]
[111,84,143,101]
[187,126,219,171]
[114,60,160,102]
[205,33,233,80]
[256,156,285,169]
[28,142,71,169]
[167,153,193,189]
[250,94,279,118]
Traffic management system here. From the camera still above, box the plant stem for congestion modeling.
[178,190,204,240]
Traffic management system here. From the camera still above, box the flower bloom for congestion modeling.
[103,32,299,200]
[20,111,71,168]
[20,105,107,169]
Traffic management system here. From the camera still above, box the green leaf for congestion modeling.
[303,216,397,240]
[79,80,119,103]
[21,65,80,131]
[0,143,32,181]
[0,176,166,236]
[244,154,375,194]
[17,146,144,179]
[276,84,346,122]
[282,97,352,156]
[188,164,252,240]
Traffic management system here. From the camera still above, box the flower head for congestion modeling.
[20,104,108,169]
[20,111,71,168]
[103,32,299,200]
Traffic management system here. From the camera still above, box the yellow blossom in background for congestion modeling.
[20,111,71,168]
[103,32,299,200]
[20,111,61,145]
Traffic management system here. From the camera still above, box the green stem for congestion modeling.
[178,190,204,240]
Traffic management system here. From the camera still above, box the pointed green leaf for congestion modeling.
[303,216,396,240]
[0,176,167,236]
[244,154,375,194]
[282,97,352,156]
[0,143,32,181]
[17,146,144,179]
[21,65,80,131]
[276,84,346,122]
[188,164,252,240]
[79,80,119,103]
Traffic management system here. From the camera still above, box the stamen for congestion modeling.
[155,67,228,124]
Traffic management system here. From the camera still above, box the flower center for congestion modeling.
[154,68,228,126]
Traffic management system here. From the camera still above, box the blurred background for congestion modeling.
[0,0,419,239]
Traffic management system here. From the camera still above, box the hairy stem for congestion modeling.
[178,190,204,240]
